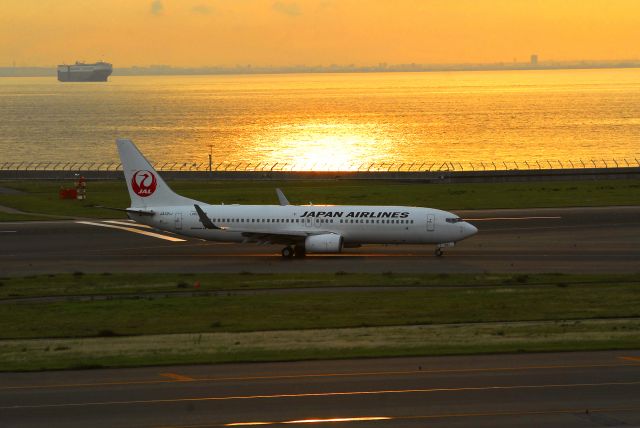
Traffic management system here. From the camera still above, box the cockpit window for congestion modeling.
[446,217,464,223]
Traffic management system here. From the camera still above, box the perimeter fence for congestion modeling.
[1,158,638,172]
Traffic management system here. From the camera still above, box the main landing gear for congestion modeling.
[435,247,444,257]
[281,245,306,259]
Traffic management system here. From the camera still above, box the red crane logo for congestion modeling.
[131,170,157,197]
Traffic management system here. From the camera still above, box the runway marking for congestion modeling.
[464,216,562,221]
[183,407,640,427]
[160,373,195,382]
[485,222,640,232]
[4,380,640,410]
[2,362,633,391]
[0,230,17,233]
[225,416,391,426]
[103,220,153,229]
[75,221,186,242]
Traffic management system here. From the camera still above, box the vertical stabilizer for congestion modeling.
[116,139,194,207]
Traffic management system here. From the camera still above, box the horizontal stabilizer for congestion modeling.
[94,205,155,216]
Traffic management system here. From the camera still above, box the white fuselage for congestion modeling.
[129,203,477,245]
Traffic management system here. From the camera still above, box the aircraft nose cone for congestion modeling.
[464,222,478,237]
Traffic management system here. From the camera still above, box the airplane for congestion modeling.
[116,139,478,258]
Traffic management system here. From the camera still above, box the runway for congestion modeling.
[2,350,640,427]
[1,206,639,275]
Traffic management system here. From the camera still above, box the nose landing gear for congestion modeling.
[435,242,455,257]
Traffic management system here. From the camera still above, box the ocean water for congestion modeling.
[0,69,638,170]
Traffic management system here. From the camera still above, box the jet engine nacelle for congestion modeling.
[305,233,343,253]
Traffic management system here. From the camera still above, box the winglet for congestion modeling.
[276,188,290,206]
[194,204,222,229]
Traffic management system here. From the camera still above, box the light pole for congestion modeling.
[208,145,213,172]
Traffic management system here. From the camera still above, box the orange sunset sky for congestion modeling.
[1,0,639,67]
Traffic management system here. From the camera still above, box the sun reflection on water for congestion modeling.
[258,122,391,171]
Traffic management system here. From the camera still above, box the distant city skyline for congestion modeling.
[1,0,639,68]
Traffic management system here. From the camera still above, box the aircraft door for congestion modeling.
[174,213,183,231]
[304,217,312,227]
[426,214,435,232]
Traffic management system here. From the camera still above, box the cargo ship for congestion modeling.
[57,61,113,82]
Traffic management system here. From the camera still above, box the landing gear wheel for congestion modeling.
[281,246,294,258]
[294,245,306,258]
[435,247,444,257]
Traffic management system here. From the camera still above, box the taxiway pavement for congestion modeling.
[1,206,639,275]
[1,350,640,427]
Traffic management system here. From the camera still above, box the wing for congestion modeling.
[238,230,308,245]
[194,204,328,245]
[194,204,224,229]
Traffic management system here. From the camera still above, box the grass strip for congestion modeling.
[2,281,640,339]
[2,272,639,299]
[0,179,638,221]
[1,319,639,372]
